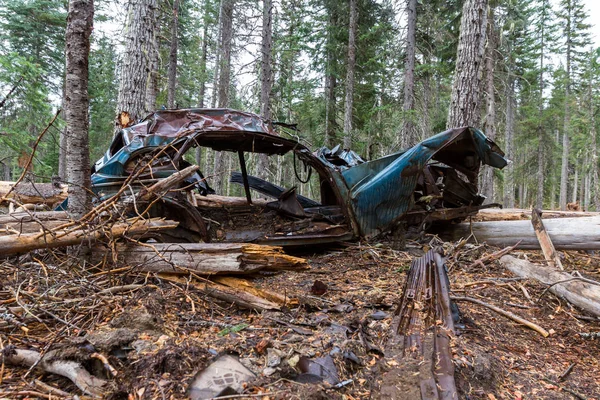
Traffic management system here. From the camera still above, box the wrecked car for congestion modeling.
[88,108,507,245]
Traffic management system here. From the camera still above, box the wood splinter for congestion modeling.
[531,208,564,270]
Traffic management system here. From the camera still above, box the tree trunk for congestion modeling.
[560,9,573,211]
[482,9,496,202]
[400,0,416,148]
[116,0,157,130]
[257,0,273,179]
[536,7,547,210]
[503,77,515,208]
[324,5,338,147]
[145,6,159,113]
[343,0,357,149]
[447,0,488,129]
[64,0,94,219]
[213,0,235,194]
[167,0,180,109]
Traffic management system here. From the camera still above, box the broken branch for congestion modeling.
[450,295,549,337]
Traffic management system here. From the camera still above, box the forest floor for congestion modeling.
[1,236,599,399]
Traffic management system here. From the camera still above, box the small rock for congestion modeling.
[267,348,282,367]
[369,310,389,320]
[263,367,277,376]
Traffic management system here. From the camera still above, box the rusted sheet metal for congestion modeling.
[319,127,507,237]
[389,249,458,400]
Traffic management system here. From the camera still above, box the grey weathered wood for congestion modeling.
[500,255,600,317]
[439,216,600,250]
[104,242,309,275]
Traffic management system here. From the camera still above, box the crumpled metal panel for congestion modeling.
[335,127,507,237]
[92,108,303,183]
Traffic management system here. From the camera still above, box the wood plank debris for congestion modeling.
[531,208,564,270]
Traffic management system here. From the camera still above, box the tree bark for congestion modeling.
[481,9,496,202]
[446,0,488,128]
[324,4,338,147]
[64,0,94,219]
[343,0,357,149]
[503,76,515,208]
[116,0,157,130]
[167,0,180,109]
[257,0,273,179]
[536,3,548,210]
[560,6,573,211]
[213,0,234,194]
[400,0,416,148]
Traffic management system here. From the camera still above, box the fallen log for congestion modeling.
[2,347,108,397]
[0,181,68,206]
[436,216,600,250]
[500,255,600,317]
[473,208,600,222]
[158,274,281,311]
[101,242,309,275]
[0,218,178,256]
[0,211,70,235]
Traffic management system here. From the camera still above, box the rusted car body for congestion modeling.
[90,108,507,245]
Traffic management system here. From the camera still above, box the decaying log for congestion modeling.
[2,347,108,397]
[500,255,600,317]
[0,181,68,206]
[212,276,296,306]
[531,209,563,270]
[158,274,282,311]
[0,218,178,256]
[382,249,457,400]
[0,211,70,235]
[438,216,600,250]
[102,242,309,275]
[474,208,600,222]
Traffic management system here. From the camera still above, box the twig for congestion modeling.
[558,363,575,382]
[541,377,587,400]
[210,391,285,399]
[90,352,117,377]
[537,272,600,302]
[0,76,23,110]
[3,109,61,200]
[451,295,549,337]
[33,378,72,397]
[467,241,522,269]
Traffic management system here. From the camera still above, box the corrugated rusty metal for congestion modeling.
[390,249,458,400]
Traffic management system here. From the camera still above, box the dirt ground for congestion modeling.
[0,236,599,399]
